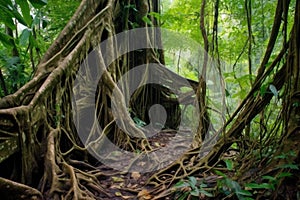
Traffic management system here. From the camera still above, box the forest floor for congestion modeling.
[91,129,221,200]
[77,128,300,200]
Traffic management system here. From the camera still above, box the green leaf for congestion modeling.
[245,183,273,189]
[274,154,286,159]
[269,84,278,97]
[262,176,276,182]
[277,163,299,170]
[235,189,253,196]
[5,56,20,68]
[225,89,231,97]
[29,32,37,47]
[190,188,199,196]
[199,189,213,197]
[0,32,14,48]
[289,151,297,157]
[224,159,233,171]
[178,192,189,200]
[277,172,292,178]
[133,117,146,127]
[28,0,47,9]
[174,180,189,188]
[215,170,227,177]
[124,4,138,12]
[142,15,153,26]
[227,180,242,191]
[19,28,31,46]
[188,176,197,188]
[260,84,268,96]
[149,12,161,19]
[0,3,16,29]
[9,6,28,26]
[16,0,32,25]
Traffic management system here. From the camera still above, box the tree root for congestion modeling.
[0,177,43,200]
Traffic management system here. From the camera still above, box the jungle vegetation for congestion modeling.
[0,0,299,199]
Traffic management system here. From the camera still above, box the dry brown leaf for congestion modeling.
[127,183,138,189]
[115,191,134,199]
[137,189,149,196]
[121,195,135,199]
[137,189,152,200]
[138,161,146,166]
[141,195,152,200]
[110,184,120,189]
[131,171,141,180]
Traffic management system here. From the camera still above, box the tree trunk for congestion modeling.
[0,0,184,198]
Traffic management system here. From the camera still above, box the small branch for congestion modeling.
[245,0,253,85]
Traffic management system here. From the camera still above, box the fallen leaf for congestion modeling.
[138,189,149,196]
[115,191,134,199]
[137,189,152,200]
[115,192,122,197]
[138,161,146,166]
[154,142,160,147]
[141,195,152,200]
[131,171,141,180]
[122,195,135,199]
[127,183,138,189]
[110,185,120,189]
[112,176,124,182]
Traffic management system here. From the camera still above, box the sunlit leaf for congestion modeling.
[9,6,28,26]
[142,16,153,26]
[149,11,161,20]
[16,0,32,25]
